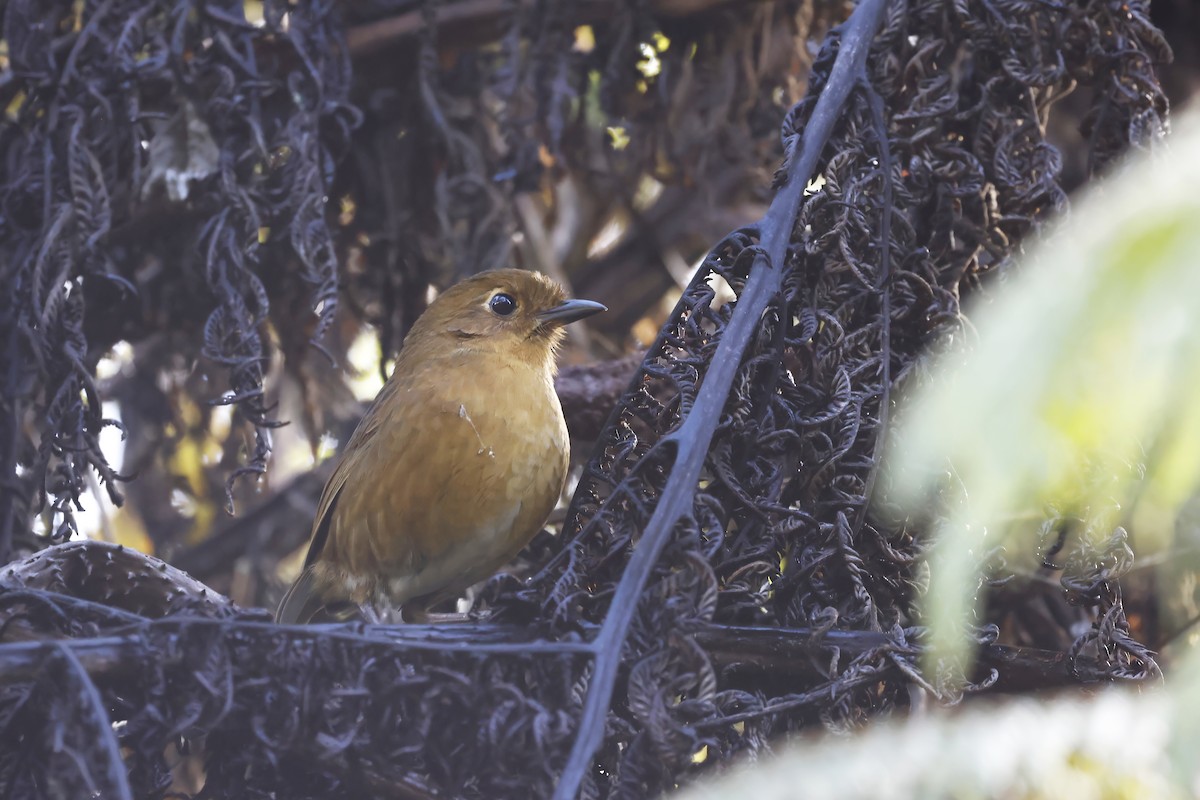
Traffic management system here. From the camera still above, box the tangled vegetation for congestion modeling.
[0,0,1184,797]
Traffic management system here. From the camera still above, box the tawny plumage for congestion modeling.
[275,269,605,624]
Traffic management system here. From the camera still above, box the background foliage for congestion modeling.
[0,0,1197,798]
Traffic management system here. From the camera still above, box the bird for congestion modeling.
[275,269,605,624]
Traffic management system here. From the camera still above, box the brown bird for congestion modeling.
[275,269,605,624]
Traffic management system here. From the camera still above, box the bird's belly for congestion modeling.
[346,394,568,605]
[382,501,523,602]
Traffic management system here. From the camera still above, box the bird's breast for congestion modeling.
[326,356,569,603]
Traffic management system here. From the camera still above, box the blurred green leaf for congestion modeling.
[886,108,1200,687]
[680,689,1189,800]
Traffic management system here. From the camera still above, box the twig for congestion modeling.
[0,617,596,686]
[0,616,1113,696]
[55,643,134,800]
[845,76,894,540]
[695,623,1115,691]
[0,306,20,565]
[0,636,152,685]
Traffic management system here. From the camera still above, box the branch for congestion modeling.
[556,352,644,442]
[694,624,1115,692]
[52,644,134,800]
[0,617,596,679]
[0,300,22,565]
[574,181,764,338]
[553,1,891,795]
[0,612,1118,697]
[0,635,144,684]
[345,0,780,58]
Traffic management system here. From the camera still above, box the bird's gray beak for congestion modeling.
[537,298,607,325]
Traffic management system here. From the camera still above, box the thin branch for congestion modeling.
[846,76,894,539]
[0,617,596,686]
[0,636,151,686]
[54,644,135,800]
[274,619,599,656]
[695,624,1117,691]
[0,616,1110,697]
[0,320,17,565]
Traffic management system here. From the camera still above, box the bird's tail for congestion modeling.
[275,566,361,624]
[275,566,322,624]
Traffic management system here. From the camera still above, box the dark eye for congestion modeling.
[489,292,517,316]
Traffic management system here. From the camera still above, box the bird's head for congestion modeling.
[407,269,606,366]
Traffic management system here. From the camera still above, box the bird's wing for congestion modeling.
[301,378,407,569]
[302,484,342,569]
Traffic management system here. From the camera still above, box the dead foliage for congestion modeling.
[0,0,1176,798]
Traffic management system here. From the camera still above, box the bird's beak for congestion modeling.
[537,298,607,326]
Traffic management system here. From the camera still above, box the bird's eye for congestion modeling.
[489,293,517,316]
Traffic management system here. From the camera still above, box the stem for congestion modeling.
[0,619,1127,694]
[56,643,134,800]
[0,309,20,565]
